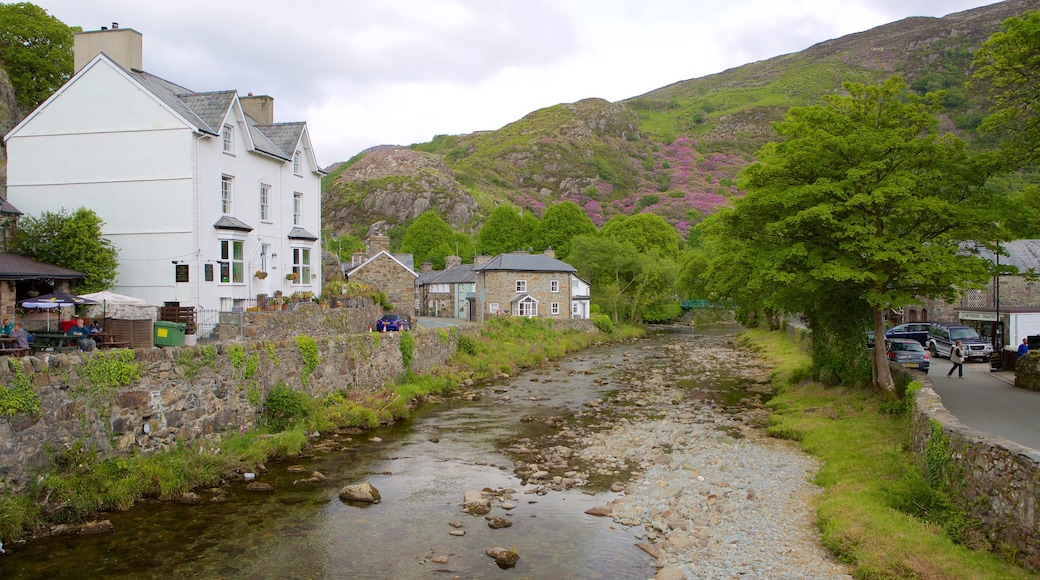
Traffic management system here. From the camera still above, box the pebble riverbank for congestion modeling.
[504,331,853,579]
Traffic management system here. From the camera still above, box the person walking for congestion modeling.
[947,339,965,379]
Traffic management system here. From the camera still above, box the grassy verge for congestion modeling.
[740,328,1032,578]
[0,318,642,544]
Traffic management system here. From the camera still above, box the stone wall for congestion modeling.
[911,378,1040,571]
[217,302,384,341]
[0,323,481,491]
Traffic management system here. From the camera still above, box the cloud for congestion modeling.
[36,0,1004,164]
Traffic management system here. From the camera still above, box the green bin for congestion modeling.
[153,321,187,347]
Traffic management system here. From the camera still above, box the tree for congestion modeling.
[532,202,596,260]
[973,9,1040,167]
[400,210,458,270]
[0,3,75,111]
[13,207,119,292]
[705,78,1001,396]
[477,204,523,255]
[600,213,681,259]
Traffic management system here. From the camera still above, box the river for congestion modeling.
[1,326,805,579]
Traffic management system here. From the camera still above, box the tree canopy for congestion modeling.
[599,213,681,259]
[973,9,1040,167]
[531,201,596,260]
[477,204,523,256]
[0,2,75,111]
[13,207,119,293]
[703,77,1001,394]
[400,210,461,270]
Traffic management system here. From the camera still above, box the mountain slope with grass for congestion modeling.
[321,0,1039,240]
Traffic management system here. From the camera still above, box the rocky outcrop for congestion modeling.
[323,147,480,232]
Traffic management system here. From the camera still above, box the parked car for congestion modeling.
[374,314,410,332]
[926,321,992,361]
[884,322,932,346]
[885,338,930,374]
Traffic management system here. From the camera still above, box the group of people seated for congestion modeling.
[0,318,31,350]
[0,317,103,352]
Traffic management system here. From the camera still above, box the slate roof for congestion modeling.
[287,227,318,241]
[0,198,22,216]
[472,252,577,273]
[257,123,305,161]
[119,59,304,161]
[418,263,476,286]
[213,216,253,232]
[0,252,85,280]
[975,240,1040,272]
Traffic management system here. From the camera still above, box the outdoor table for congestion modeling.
[0,337,28,356]
[31,332,79,353]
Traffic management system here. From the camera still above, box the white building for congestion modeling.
[571,273,591,319]
[4,26,323,310]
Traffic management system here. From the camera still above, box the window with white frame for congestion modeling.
[293,151,301,175]
[260,184,271,221]
[489,302,499,314]
[572,302,580,315]
[515,280,527,292]
[431,283,450,293]
[222,125,233,153]
[515,296,538,317]
[221,175,233,214]
[551,302,560,315]
[220,239,244,283]
[293,192,302,226]
[292,247,311,284]
[550,279,559,293]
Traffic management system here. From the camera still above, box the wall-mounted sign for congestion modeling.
[959,311,998,321]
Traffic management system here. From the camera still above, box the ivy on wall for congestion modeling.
[0,366,40,416]
[295,336,320,386]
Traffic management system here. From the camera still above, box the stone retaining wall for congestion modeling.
[0,323,481,491]
[910,375,1040,571]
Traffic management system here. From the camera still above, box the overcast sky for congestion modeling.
[36,0,1003,166]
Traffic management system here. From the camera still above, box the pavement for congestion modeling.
[926,358,1040,451]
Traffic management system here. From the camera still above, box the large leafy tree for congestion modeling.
[477,204,523,256]
[532,201,596,260]
[973,9,1040,167]
[400,210,461,270]
[0,2,75,111]
[13,207,119,293]
[600,213,681,259]
[705,77,1001,395]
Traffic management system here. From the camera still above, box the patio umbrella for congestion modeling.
[20,292,96,330]
[79,291,146,327]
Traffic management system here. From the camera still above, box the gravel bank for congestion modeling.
[515,331,853,579]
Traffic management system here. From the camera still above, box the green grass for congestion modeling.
[742,329,1033,578]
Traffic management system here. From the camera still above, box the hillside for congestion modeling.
[321,0,1040,240]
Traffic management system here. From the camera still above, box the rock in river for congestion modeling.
[339,482,381,503]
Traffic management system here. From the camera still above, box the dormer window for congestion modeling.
[293,151,301,175]
[222,125,233,154]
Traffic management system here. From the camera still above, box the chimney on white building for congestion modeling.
[74,24,143,73]
[240,93,275,124]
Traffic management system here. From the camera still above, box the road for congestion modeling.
[927,359,1040,451]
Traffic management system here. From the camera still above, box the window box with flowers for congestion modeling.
[286,272,299,282]
[255,270,268,280]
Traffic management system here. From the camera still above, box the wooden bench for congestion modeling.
[98,341,130,349]
[0,347,30,357]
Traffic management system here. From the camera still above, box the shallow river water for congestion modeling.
[1,327,765,579]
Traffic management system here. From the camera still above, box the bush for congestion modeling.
[457,334,478,356]
[591,313,614,333]
[263,384,310,431]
